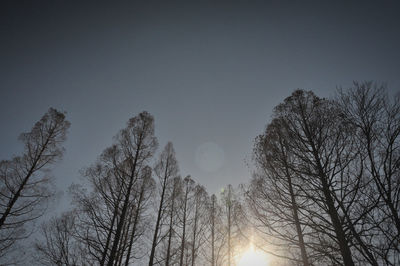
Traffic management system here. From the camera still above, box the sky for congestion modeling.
[1,1,400,201]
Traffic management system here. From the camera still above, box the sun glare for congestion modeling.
[237,244,269,266]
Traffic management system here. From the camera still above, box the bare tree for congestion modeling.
[148,142,179,266]
[0,108,70,259]
[106,112,158,266]
[274,90,358,265]
[70,112,157,266]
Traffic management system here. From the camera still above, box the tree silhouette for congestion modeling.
[0,108,70,260]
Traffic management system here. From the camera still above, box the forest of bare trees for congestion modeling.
[1,82,399,265]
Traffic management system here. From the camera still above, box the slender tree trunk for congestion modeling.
[191,201,199,266]
[0,133,52,229]
[211,197,215,266]
[149,159,170,266]
[100,197,121,266]
[287,173,310,266]
[116,217,131,266]
[166,181,176,266]
[276,134,311,266]
[0,169,32,228]
[320,175,354,266]
[107,140,142,266]
[125,185,145,266]
[281,150,310,266]
[179,184,189,266]
[165,202,174,266]
[227,187,231,266]
[299,103,355,266]
[337,199,378,266]
[311,144,355,266]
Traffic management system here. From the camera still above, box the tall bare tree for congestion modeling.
[148,142,179,266]
[278,90,356,265]
[106,112,158,266]
[0,108,70,259]
[70,112,157,266]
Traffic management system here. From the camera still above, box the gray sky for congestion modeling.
[1,1,400,198]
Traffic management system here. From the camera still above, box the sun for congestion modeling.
[237,244,269,266]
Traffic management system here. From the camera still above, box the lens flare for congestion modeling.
[194,142,225,172]
[237,244,269,266]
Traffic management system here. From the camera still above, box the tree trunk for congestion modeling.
[166,180,177,266]
[286,171,310,266]
[124,183,145,266]
[191,200,199,266]
[211,196,215,266]
[300,101,355,266]
[179,183,189,266]
[107,140,142,266]
[149,159,170,266]
[227,187,231,266]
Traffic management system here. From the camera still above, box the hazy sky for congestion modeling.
[1,1,400,198]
